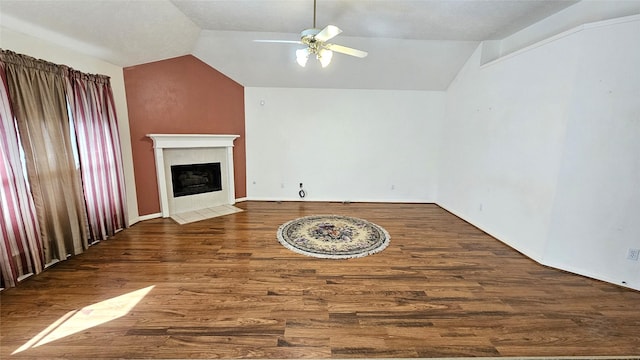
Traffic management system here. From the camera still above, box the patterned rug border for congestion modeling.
[276,214,391,259]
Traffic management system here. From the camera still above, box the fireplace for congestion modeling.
[171,162,222,197]
[147,134,239,217]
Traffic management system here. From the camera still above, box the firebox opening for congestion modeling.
[171,162,222,198]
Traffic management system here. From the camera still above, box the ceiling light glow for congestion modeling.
[296,48,309,67]
[319,49,333,68]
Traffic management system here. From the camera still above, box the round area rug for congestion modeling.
[276,215,390,259]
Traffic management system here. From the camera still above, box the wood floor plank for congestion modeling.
[1,201,639,359]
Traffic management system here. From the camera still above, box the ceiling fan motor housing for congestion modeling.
[301,28,321,44]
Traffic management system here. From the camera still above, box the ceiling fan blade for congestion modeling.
[314,25,342,42]
[324,43,368,58]
[253,40,303,44]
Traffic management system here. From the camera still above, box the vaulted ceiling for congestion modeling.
[0,0,579,90]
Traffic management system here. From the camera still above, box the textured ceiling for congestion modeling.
[0,0,579,90]
[172,0,577,40]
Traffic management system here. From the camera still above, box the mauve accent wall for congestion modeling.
[124,55,246,216]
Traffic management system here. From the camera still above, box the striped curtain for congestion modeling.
[0,62,44,288]
[0,49,128,289]
[66,71,127,242]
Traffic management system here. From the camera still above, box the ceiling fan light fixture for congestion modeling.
[319,48,333,68]
[259,0,365,69]
[296,48,309,67]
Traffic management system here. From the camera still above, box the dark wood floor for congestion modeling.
[1,201,639,359]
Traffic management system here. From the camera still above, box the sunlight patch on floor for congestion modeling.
[12,285,154,354]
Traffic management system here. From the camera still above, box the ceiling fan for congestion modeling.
[255,0,368,68]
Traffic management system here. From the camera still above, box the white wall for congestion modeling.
[439,16,640,290]
[0,27,139,225]
[245,88,445,203]
[439,33,578,261]
[544,18,640,288]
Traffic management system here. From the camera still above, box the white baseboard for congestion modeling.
[244,196,435,203]
[540,259,640,292]
[138,212,162,222]
[437,203,640,292]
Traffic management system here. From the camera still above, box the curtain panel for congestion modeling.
[1,51,89,264]
[66,71,128,241]
[0,61,44,288]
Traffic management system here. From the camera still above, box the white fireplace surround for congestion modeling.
[148,134,239,218]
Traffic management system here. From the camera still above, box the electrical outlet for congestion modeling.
[627,248,640,261]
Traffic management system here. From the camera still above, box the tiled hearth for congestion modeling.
[171,204,243,225]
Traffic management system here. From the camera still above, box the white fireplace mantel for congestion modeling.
[148,134,239,217]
